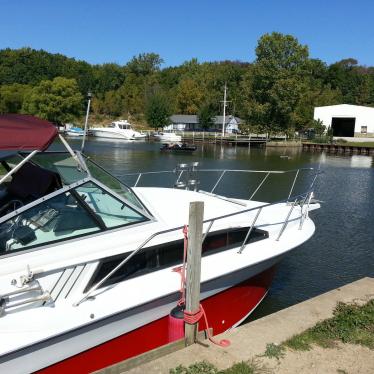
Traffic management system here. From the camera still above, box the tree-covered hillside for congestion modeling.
[1,33,374,131]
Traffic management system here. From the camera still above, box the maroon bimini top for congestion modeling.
[0,114,58,151]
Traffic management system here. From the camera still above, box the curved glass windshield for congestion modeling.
[85,158,147,213]
[0,181,148,254]
[25,152,148,215]
[30,152,88,185]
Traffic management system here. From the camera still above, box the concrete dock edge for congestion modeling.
[101,277,374,374]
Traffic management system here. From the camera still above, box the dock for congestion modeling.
[303,142,374,155]
[179,132,268,146]
[97,277,374,374]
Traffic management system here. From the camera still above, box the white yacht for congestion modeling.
[0,114,320,373]
[90,120,146,140]
[153,131,182,142]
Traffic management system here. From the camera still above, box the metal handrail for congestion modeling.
[74,180,319,307]
[125,168,315,201]
[238,207,263,254]
[249,172,270,200]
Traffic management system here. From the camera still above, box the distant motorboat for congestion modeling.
[154,132,182,142]
[65,127,84,137]
[160,143,197,153]
[89,120,146,140]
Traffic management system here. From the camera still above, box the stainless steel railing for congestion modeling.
[74,167,320,306]
[124,166,315,202]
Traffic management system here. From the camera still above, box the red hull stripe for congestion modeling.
[38,266,276,373]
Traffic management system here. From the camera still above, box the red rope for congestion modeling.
[184,304,230,347]
[172,225,188,305]
[172,225,230,348]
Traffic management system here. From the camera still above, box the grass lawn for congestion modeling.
[283,300,374,351]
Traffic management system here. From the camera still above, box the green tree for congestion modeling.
[327,59,371,105]
[145,92,171,130]
[22,77,83,124]
[198,103,215,131]
[244,32,313,133]
[0,83,31,113]
[175,79,203,114]
[126,53,163,77]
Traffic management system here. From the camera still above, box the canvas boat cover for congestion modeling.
[0,114,58,151]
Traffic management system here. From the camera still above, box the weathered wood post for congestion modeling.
[185,201,204,346]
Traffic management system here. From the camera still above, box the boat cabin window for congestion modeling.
[0,181,148,254]
[86,227,268,290]
[108,124,116,128]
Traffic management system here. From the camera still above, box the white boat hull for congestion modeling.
[89,129,135,140]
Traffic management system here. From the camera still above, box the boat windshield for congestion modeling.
[28,152,148,214]
[83,157,146,212]
[0,180,148,254]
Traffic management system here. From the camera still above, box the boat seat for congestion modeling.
[0,162,62,217]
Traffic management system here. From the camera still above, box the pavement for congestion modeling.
[101,277,374,373]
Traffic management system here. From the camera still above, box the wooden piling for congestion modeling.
[184,201,204,346]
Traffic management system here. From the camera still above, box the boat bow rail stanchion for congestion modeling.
[73,183,317,307]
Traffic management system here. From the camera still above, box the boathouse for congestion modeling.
[166,115,241,133]
[314,104,374,140]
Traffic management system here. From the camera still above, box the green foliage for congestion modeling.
[0,47,93,93]
[198,103,216,130]
[2,36,374,131]
[263,343,285,360]
[176,78,204,114]
[244,32,312,132]
[220,361,264,374]
[284,300,374,351]
[170,360,267,374]
[0,83,31,113]
[170,361,217,374]
[22,77,83,124]
[145,92,171,129]
[126,53,163,77]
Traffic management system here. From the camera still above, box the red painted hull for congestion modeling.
[39,266,276,373]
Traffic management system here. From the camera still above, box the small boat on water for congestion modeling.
[89,119,146,140]
[154,131,182,142]
[0,114,321,373]
[160,143,197,153]
[65,127,84,137]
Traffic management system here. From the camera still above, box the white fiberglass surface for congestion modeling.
[0,215,316,357]
[0,185,319,357]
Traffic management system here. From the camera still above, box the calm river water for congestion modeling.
[67,138,374,320]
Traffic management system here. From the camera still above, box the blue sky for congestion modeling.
[1,0,373,67]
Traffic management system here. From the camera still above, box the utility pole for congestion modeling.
[222,83,227,137]
[220,83,231,138]
[81,91,92,152]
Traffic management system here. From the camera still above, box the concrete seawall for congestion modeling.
[100,277,374,373]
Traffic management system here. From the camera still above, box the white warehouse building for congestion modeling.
[314,104,374,139]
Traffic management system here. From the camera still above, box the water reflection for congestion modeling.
[350,155,373,168]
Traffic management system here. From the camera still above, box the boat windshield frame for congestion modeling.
[0,150,153,225]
